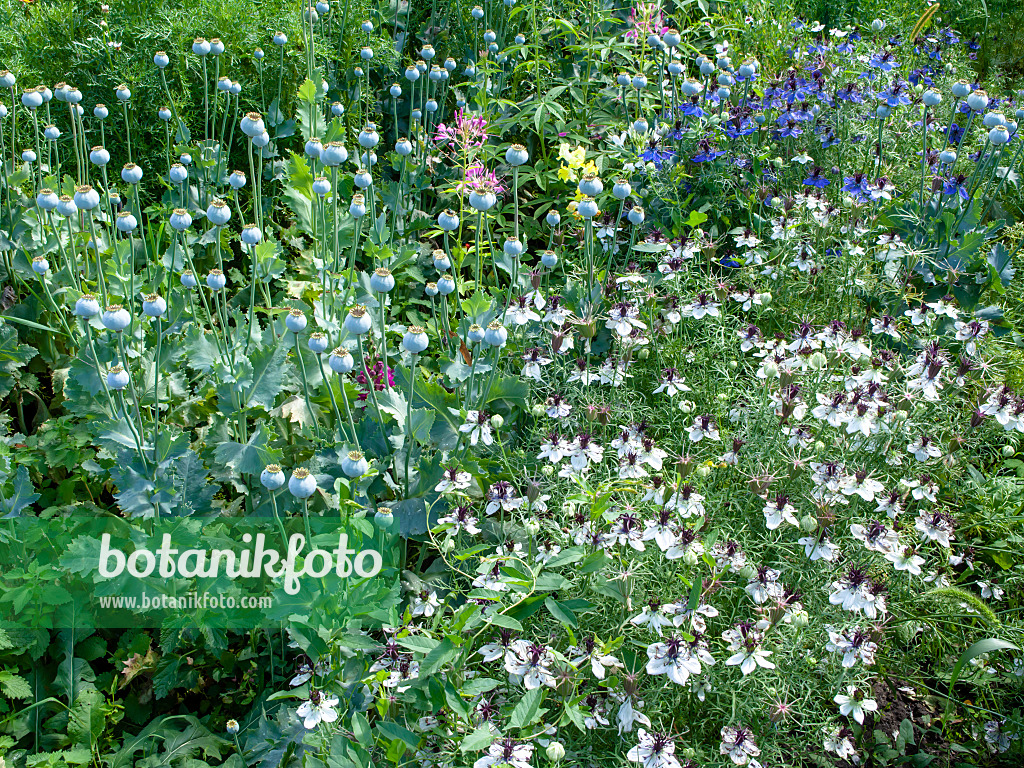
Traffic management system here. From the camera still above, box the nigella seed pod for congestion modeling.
[228,170,247,189]
[308,332,329,354]
[285,308,308,333]
[102,305,131,331]
[329,347,355,373]
[320,141,348,166]
[169,208,192,231]
[32,256,49,275]
[75,294,100,318]
[205,269,227,291]
[467,324,486,344]
[192,37,211,56]
[546,210,561,227]
[21,88,43,109]
[358,123,380,148]
[982,111,1005,128]
[312,176,331,196]
[349,194,366,218]
[613,178,631,200]
[432,249,452,271]
[180,270,198,288]
[153,51,170,68]
[241,223,262,244]
[240,111,266,138]
[541,250,558,268]
[43,124,61,140]
[577,197,599,219]
[966,89,989,112]
[210,38,225,55]
[485,321,508,347]
[405,65,420,82]
[169,163,188,183]
[370,267,396,293]
[107,365,130,390]
[260,464,285,490]
[56,195,78,218]
[923,88,942,107]
[627,206,645,225]
[36,188,58,210]
[288,468,317,498]
[304,137,323,158]
[989,125,1010,145]
[354,168,372,188]
[206,198,232,225]
[425,282,439,297]
[121,162,143,184]
[437,209,459,231]
[341,451,368,478]
[116,212,138,232]
[73,184,100,211]
[402,325,429,353]
[143,293,167,318]
[505,143,529,166]
[344,305,372,336]
[437,274,456,295]
[503,236,524,258]
[115,84,131,102]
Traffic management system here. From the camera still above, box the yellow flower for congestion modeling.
[581,160,599,176]
[557,165,577,183]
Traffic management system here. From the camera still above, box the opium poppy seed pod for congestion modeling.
[483,29,497,44]
[699,58,716,76]
[358,123,379,148]
[206,269,227,290]
[716,86,731,101]
[647,33,663,50]
[421,44,435,60]
[228,169,247,189]
[471,5,483,19]
[361,19,374,33]
[260,464,285,490]
[370,267,395,293]
[241,223,263,244]
[396,137,413,156]
[316,1,329,13]
[627,206,645,225]
[468,190,496,211]
[577,196,599,218]
[158,106,172,121]
[404,65,420,82]
[989,125,1011,145]
[320,141,348,166]
[349,194,366,218]
[216,76,231,92]
[541,250,558,268]
[43,124,61,140]
[633,118,649,133]
[288,468,317,498]
[668,61,685,76]
[616,72,631,87]
[432,249,452,271]
[444,57,457,72]
[36,188,59,210]
[437,209,459,230]
[230,80,241,95]
[180,270,198,288]
[143,293,167,318]
[102,304,131,331]
[206,198,232,225]
[252,130,271,148]
[21,88,43,109]
[429,65,442,82]
[389,82,402,98]
[312,176,331,196]
[612,178,631,200]
[115,83,131,101]
[578,173,603,197]
[192,37,211,56]
[966,89,989,112]
[546,210,561,227]
[169,163,188,184]
[308,332,329,354]
[0,70,15,89]
[331,101,345,116]
[39,85,52,103]
[468,323,485,344]
[285,308,308,333]
[360,46,373,61]
[153,50,170,68]
[32,256,49,275]
[272,31,287,46]
[360,150,377,168]
[663,28,681,48]
[75,294,100,317]
[402,325,429,353]
[425,99,438,113]
[210,38,225,55]
[437,274,456,295]
[304,137,323,158]
[240,111,265,138]
[107,365,130,390]
[505,143,529,166]
[341,451,368,478]
[169,208,192,231]
[179,152,192,166]
[73,184,100,211]
[515,33,526,45]
[632,73,648,90]
[329,347,355,373]
[939,149,957,164]
[22,149,37,163]
[485,321,508,347]
[738,59,757,79]
[56,195,78,218]
[116,211,138,232]
[982,111,1005,128]
[344,305,372,335]
[425,282,439,297]
[121,162,143,184]
[923,88,942,107]
[503,236,524,257]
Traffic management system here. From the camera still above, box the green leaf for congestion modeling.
[419,638,459,678]
[544,597,577,628]
[241,342,290,410]
[0,325,37,399]
[949,637,1019,695]
[375,721,420,751]
[508,687,543,729]
[1,465,40,517]
[460,723,497,754]
[213,425,279,476]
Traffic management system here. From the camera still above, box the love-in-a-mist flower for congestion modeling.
[834,685,878,725]
[296,690,339,729]
[626,729,681,768]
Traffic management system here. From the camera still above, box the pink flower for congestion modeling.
[355,362,394,400]
[455,163,506,196]
[433,109,489,149]
[624,2,669,41]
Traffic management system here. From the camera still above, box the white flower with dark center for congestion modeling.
[763,495,799,530]
[437,505,481,535]
[688,415,720,442]
[505,295,541,326]
[485,481,524,515]
[654,368,691,397]
[914,510,954,547]
[630,601,675,636]
[503,640,556,690]
[627,729,682,768]
[459,410,493,446]
[834,685,878,725]
[826,627,878,667]
[850,520,899,554]
[568,434,604,471]
[745,567,783,604]
[645,635,712,686]
[435,467,472,494]
[539,432,571,464]
[296,690,340,729]
[681,292,720,319]
[841,469,885,502]
[616,695,652,734]
[606,301,647,337]
[907,434,942,462]
[723,624,774,675]
[824,727,857,760]
[719,725,761,765]
[886,546,925,575]
[474,738,534,768]
[798,534,838,562]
